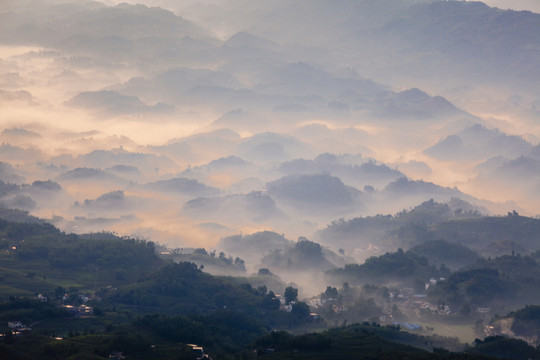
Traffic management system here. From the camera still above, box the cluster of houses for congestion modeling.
[35,290,96,317]
[0,321,32,340]
[307,296,346,314]
[3,321,32,336]
[404,294,452,315]
[188,344,212,360]
[63,304,94,317]
[35,290,96,306]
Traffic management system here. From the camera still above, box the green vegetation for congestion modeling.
[0,220,162,298]
[253,323,497,360]
[261,238,337,272]
[327,248,440,286]
[164,248,247,275]
[318,199,540,259]
[109,261,283,318]
[428,268,516,312]
[506,305,540,339]
[409,239,481,270]
[429,254,540,312]
[1,216,539,359]
[467,336,540,360]
[430,215,540,256]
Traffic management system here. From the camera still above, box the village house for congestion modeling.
[7,321,31,335]
[188,344,211,360]
[63,304,93,317]
[8,321,23,329]
[280,303,292,312]
[108,351,125,360]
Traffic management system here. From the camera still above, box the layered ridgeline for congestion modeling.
[316,199,540,259]
[1,0,540,358]
[1,0,540,245]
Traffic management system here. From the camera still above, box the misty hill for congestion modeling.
[78,149,178,175]
[266,173,362,215]
[529,143,540,160]
[148,129,241,165]
[428,267,522,313]
[0,207,45,224]
[372,88,466,120]
[224,30,280,49]
[467,335,540,360]
[255,322,540,359]
[26,180,62,192]
[375,177,490,213]
[430,214,540,256]
[317,198,486,252]
[17,180,65,207]
[0,218,163,297]
[379,1,540,90]
[109,262,276,315]
[1,1,213,62]
[183,191,284,224]
[499,305,540,342]
[0,162,25,184]
[424,124,533,162]
[475,155,540,181]
[0,90,36,107]
[0,129,42,155]
[0,143,43,164]
[320,202,540,257]
[182,85,291,113]
[228,176,265,194]
[73,190,126,211]
[65,90,174,117]
[199,155,257,175]
[260,238,339,273]
[234,132,313,163]
[327,248,439,287]
[116,67,243,104]
[0,216,299,330]
[382,177,467,200]
[251,324,435,360]
[0,194,36,211]
[165,248,247,276]
[218,231,294,263]
[143,177,222,198]
[106,164,142,181]
[427,253,540,313]
[278,154,404,189]
[219,30,293,65]
[291,124,372,155]
[253,61,384,98]
[480,254,540,287]
[57,167,123,184]
[408,240,481,270]
[470,155,540,209]
[0,180,61,212]
[211,109,271,133]
[232,0,540,94]
[0,180,21,198]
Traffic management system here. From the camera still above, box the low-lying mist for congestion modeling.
[1,0,540,298]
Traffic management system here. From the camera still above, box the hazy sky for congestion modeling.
[476,0,540,13]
